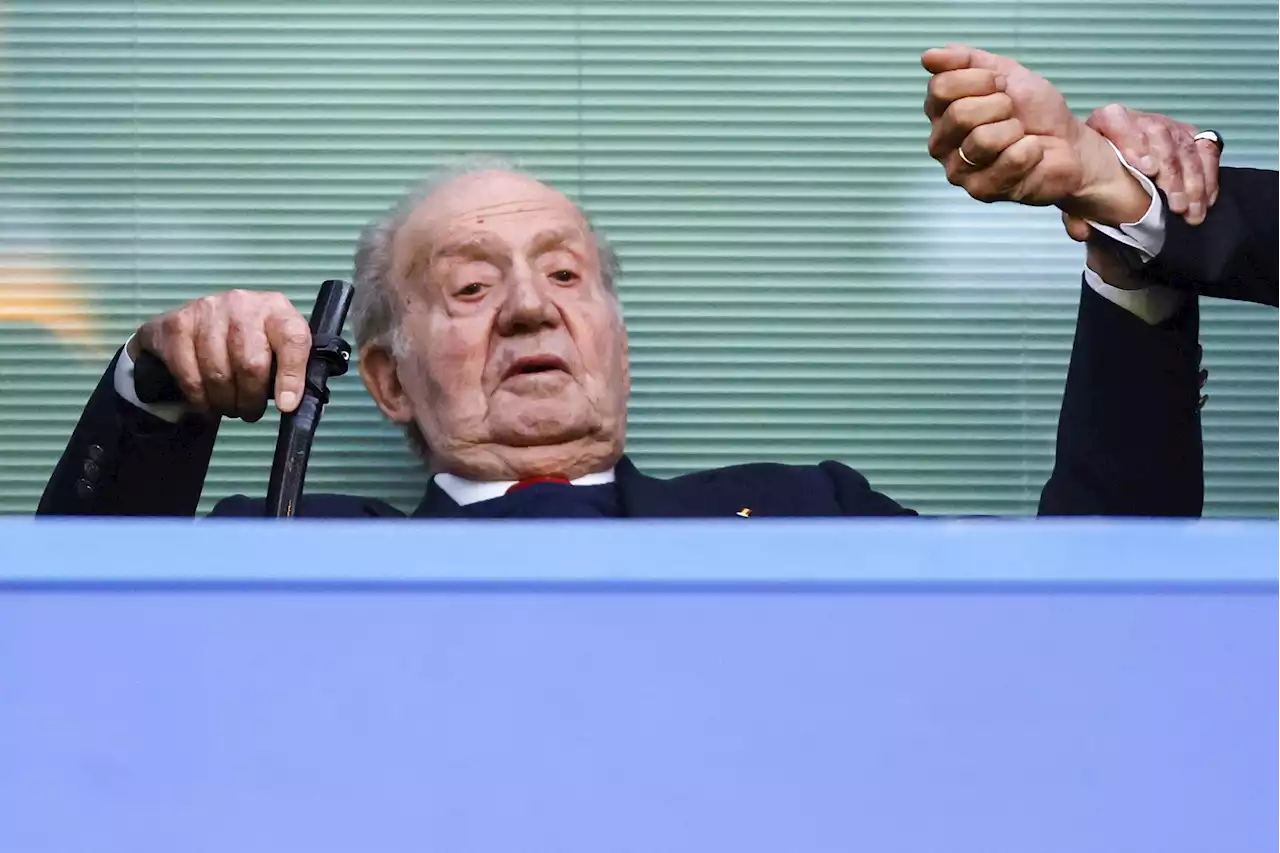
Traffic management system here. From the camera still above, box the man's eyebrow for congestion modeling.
[405,227,584,280]
[402,233,504,285]
[529,227,586,256]
[431,231,508,263]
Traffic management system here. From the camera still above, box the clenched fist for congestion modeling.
[921,44,1151,226]
[922,43,1084,207]
[128,289,312,421]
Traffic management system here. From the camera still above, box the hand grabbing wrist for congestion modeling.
[1058,126,1151,226]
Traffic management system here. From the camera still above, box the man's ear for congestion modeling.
[359,342,414,425]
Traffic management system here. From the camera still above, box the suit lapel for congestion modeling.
[615,455,702,518]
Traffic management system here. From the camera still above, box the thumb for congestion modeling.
[964,46,1008,72]
[266,314,312,413]
[1062,212,1092,242]
[921,45,972,74]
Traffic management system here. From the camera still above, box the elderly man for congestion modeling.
[39,46,1219,519]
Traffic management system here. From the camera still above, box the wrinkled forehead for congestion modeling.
[393,171,592,275]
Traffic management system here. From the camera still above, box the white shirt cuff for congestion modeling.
[1084,268,1184,325]
[114,336,187,423]
[1086,139,1167,262]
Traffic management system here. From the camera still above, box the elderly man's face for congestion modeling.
[374,171,629,480]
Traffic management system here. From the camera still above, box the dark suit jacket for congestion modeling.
[1131,166,1277,307]
[37,281,1206,519]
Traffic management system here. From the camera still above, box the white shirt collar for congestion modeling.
[433,468,616,507]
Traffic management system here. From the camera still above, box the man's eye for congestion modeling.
[457,282,485,297]
[550,269,578,284]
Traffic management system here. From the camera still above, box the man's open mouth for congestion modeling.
[503,356,569,380]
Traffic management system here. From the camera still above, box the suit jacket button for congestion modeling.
[74,478,95,499]
[82,459,100,480]
[87,444,105,463]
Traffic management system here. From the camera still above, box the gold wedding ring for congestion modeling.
[958,147,978,167]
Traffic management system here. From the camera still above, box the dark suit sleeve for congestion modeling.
[1142,167,1277,307]
[1038,282,1202,517]
[36,349,220,516]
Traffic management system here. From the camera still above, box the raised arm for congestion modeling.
[921,44,1205,515]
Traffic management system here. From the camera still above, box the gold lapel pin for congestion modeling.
[736,507,752,518]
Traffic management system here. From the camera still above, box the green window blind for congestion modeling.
[1,1,1275,516]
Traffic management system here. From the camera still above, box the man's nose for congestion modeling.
[496,265,560,336]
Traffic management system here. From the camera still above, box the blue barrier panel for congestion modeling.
[1,519,1276,853]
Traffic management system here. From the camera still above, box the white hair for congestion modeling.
[350,154,620,357]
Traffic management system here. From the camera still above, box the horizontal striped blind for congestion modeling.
[0,0,1275,516]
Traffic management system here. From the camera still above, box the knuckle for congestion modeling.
[1006,146,1036,171]
[968,123,1003,157]
[1095,102,1126,123]
[927,76,947,103]
[928,135,948,161]
[943,100,973,131]
[226,288,261,317]
[267,291,295,312]
[1012,153,1038,174]
[161,310,191,339]
[964,139,990,162]
[1135,115,1160,134]
[176,377,206,405]
[190,299,220,333]
[241,349,273,376]
[966,181,1000,203]
[284,317,310,340]
[282,326,311,352]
